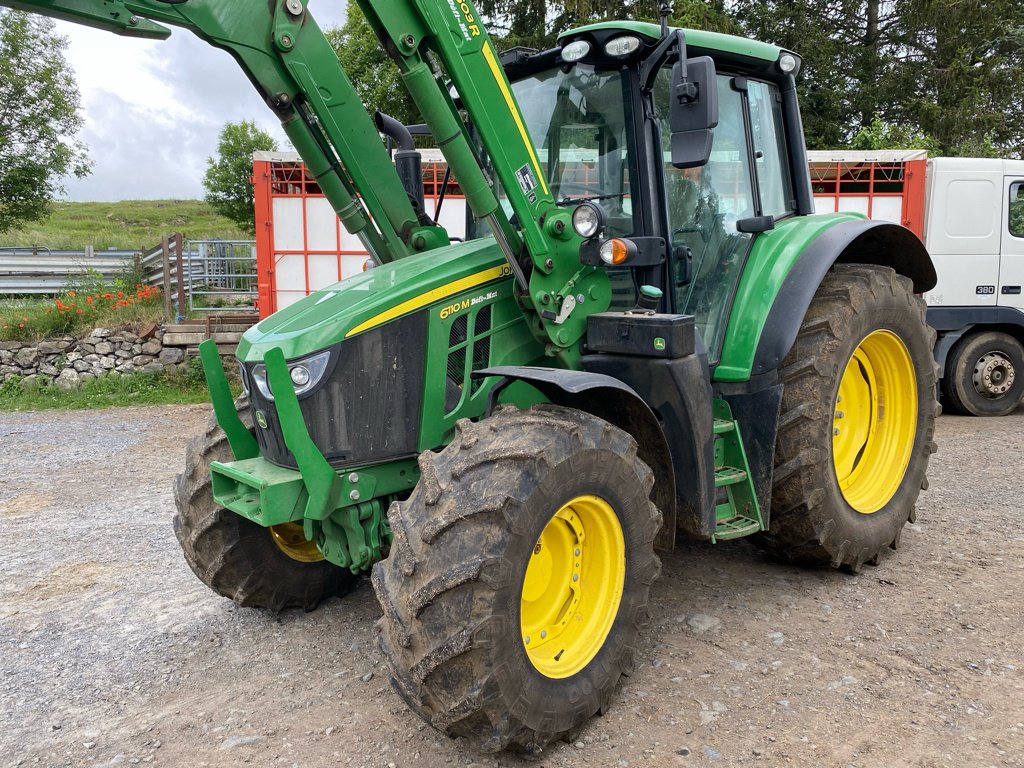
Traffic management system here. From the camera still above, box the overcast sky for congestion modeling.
[54,2,348,202]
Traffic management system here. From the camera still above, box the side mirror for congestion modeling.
[670,56,718,169]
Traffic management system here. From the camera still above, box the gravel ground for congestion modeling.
[1,403,1022,768]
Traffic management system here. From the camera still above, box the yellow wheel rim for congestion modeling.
[832,330,917,514]
[269,522,324,563]
[520,495,625,679]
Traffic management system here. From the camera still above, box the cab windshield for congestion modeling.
[510,65,636,239]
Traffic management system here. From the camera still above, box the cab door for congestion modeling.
[999,177,1024,311]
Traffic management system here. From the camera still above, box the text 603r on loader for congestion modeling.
[9,0,939,753]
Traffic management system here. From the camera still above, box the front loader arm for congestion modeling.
[7,0,610,352]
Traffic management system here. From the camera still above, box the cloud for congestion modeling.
[55,1,348,202]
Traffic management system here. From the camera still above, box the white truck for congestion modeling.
[809,150,1024,416]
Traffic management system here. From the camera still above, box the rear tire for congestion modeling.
[372,405,661,753]
[942,331,1024,417]
[763,265,938,571]
[173,399,356,611]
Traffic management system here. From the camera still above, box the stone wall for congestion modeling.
[0,327,186,389]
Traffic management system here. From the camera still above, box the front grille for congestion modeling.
[248,311,427,469]
[444,303,493,414]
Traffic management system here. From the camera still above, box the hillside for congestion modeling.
[2,200,249,251]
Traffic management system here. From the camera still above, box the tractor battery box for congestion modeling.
[586,312,695,359]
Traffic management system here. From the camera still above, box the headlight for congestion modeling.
[561,39,591,63]
[604,35,640,57]
[572,201,605,238]
[249,349,331,401]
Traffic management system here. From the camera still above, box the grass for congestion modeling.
[4,200,249,251]
[0,361,240,412]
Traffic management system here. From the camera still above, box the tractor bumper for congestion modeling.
[209,456,307,526]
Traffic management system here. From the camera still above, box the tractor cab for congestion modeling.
[501,22,810,362]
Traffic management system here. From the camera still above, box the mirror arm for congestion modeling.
[641,28,687,90]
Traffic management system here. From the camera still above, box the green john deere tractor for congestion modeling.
[9,0,938,753]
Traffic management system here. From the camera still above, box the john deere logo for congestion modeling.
[654,337,666,351]
[255,410,269,429]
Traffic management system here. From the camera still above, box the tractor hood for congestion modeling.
[236,237,509,363]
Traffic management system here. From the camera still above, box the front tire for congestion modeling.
[372,405,661,752]
[764,264,938,571]
[173,399,357,611]
[942,331,1024,417]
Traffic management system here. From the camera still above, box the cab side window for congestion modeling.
[1010,182,1024,238]
[747,80,795,219]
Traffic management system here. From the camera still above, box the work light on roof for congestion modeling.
[604,35,641,57]
[778,52,799,74]
[561,39,591,63]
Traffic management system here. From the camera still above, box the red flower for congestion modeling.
[87,297,93,305]
[68,291,76,297]
[117,291,124,298]
[76,309,83,314]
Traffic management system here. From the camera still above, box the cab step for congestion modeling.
[711,400,765,543]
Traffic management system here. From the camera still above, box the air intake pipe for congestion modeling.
[374,111,424,212]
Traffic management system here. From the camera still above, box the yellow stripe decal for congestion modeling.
[481,42,549,197]
[344,264,511,338]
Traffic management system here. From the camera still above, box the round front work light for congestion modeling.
[572,201,604,238]
[778,52,799,74]
[561,39,591,63]
[604,35,641,57]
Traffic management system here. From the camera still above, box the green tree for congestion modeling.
[0,9,90,234]
[851,115,939,153]
[325,1,419,127]
[479,0,737,50]
[896,0,1024,157]
[202,120,277,234]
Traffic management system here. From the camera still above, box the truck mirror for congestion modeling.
[670,56,718,169]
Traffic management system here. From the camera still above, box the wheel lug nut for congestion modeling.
[540,630,547,639]
[575,548,581,556]
[524,636,530,644]
[572,574,579,582]
[835,410,844,419]
[833,428,841,436]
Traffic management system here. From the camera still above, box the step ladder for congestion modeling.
[712,399,764,542]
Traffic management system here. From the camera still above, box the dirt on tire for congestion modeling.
[1,402,1022,767]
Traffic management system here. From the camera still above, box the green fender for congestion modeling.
[715,214,936,382]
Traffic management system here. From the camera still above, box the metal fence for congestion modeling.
[183,240,258,314]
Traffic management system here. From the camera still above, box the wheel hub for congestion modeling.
[973,352,1015,397]
[832,330,917,514]
[520,495,624,679]
[269,522,325,562]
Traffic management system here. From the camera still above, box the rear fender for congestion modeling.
[719,218,936,381]
[476,366,677,549]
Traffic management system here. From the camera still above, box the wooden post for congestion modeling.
[174,232,186,321]
[161,235,172,321]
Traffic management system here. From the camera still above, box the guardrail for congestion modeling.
[0,247,139,294]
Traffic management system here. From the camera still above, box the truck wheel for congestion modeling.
[173,399,356,612]
[942,332,1024,417]
[372,405,661,753]
[764,264,938,571]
